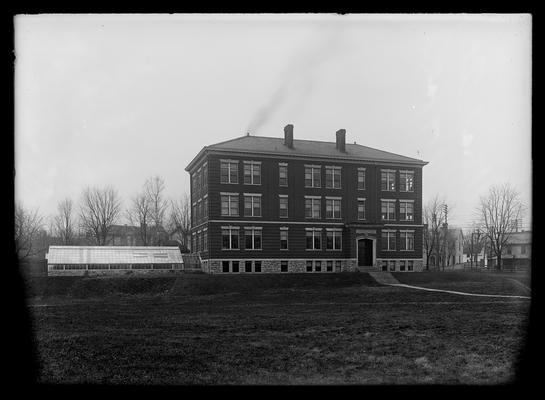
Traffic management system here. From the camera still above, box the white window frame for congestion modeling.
[304,165,321,188]
[400,170,415,192]
[381,169,396,191]
[400,230,415,251]
[305,228,322,250]
[305,196,321,219]
[280,227,289,250]
[244,227,263,250]
[325,197,342,219]
[326,228,342,251]
[243,193,262,217]
[220,193,239,216]
[243,160,262,185]
[382,230,396,251]
[357,197,366,220]
[325,166,342,189]
[357,168,366,190]
[381,199,396,221]
[279,195,289,218]
[399,200,414,221]
[279,163,288,187]
[221,226,240,250]
[220,159,239,184]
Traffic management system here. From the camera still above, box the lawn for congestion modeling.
[26,272,531,385]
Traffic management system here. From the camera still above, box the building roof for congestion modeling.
[46,246,183,265]
[186,134,428,171]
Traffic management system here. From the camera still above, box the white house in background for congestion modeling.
[46,246,184,276]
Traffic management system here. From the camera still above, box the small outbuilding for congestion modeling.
[46,246,184,276]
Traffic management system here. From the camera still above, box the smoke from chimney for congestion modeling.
[246,24,345,134]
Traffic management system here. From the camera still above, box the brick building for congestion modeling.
[185,125,428,273]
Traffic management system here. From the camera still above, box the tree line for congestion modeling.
[15,176,191,261]
[423,183,527,271]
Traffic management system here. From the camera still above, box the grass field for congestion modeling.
[25,272,531,385]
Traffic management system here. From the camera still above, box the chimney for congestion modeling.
[336,129,346,152]
[284,124,294,149]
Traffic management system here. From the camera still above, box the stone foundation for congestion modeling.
[207,258,359,274]
[375,258,424,272]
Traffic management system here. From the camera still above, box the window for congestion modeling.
[232,261,240,273]
[381,260,388,271]
[192,233,196,252]
[220,160,238,184]
[305,197,321,219]
[203,196,208,219]
[326,260,333,272]
[315,261,322,272]
[389,260,396,271]
[221,227,239,250]
[382,230,396,251]
[279,195,288,218]
[399,260,406,271]
[357,168,366,190]
[245,261,252,273]
[281,260,288,272]
[408,261,414,271]
[245,227,262,250]
[203,163,208,188]
[254,261,262,272]
[279,164,288,186]
[400,170,414,192]
[221,193,239,216]
[326,229,342,250]
[89,264,109,270]
[381,200,396,220]
[244,161,261,185]
[521,245,527,255]
[357,199,366,220]
[507,247,512,255]
[306,260,313,272]
[203,230,208,252]
[222,261,230,273]
[109,264,128,270]
[400,201,414,221]
[400,231,415,251]
[306,228,322,250]
[196,201,202,223]
[305,165,321,188]
[325,166,341,189]
[381,170,396,191]
[280,229,289,250]
[325,198,341,219]
[244,194,262,217]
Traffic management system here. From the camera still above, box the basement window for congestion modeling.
[245,260,252,273]
[281,260,288,272]
[222,261,230,273]
[254,261,262,273]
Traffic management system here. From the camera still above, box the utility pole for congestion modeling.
[470,230,474,268]
[432,212,437,268]
[442,204,448,271]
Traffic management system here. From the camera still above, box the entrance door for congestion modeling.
[357,239,373,267]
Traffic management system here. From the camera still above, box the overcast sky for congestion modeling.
[14,13,532,231]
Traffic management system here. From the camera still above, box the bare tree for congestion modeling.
[14,203,44,260]
[167,193,191,248]
[423,195,447,269]
[126,191,152,246]
[477,183,525,270]
[53,198,76,245]
[79,186,122,245]
[143,176,169,245]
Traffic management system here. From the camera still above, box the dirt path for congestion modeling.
[369,272,531,300]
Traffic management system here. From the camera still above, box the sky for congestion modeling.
[14,13,532,231]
